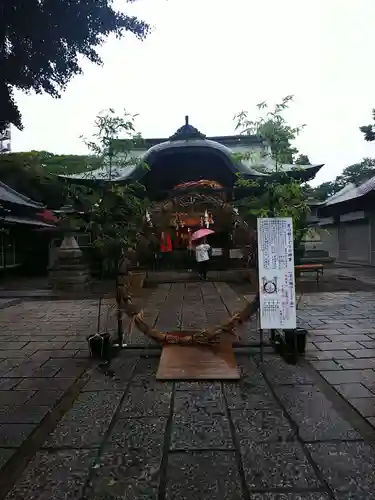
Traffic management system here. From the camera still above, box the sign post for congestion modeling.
[257,217,296,331]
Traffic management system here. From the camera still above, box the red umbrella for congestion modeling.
[191,228,215,241]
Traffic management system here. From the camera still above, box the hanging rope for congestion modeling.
[116,270,260,345]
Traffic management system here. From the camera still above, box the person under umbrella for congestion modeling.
[191,229,214,280]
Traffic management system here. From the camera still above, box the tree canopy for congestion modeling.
[306,107,375,201]
[0,150,101,207]
[65,109,149,274]
[234,97,311,256]
[295,154,311,165]
[234,95,309,165]
[310,158,375,201]
[359,109,375,142]
[1,0,150,131]
[0,109,149,275]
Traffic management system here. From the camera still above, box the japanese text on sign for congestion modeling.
[257,217,296,330]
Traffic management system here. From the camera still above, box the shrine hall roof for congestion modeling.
[324,175,375,206]
[60,118,324,185]
[61,139,323,184]
[0,181,44,208]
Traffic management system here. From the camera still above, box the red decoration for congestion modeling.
[160,232,172,252]
[173,180,223,190]
[37,209,58,223]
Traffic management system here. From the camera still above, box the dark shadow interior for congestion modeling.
[143,146,236,198]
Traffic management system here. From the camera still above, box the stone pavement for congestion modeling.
[0,298,113,481]
[300,291,375,430]
[329,265,375,287]
[0,299,20,310]
[0,285,375,498]
[3,353,375,499]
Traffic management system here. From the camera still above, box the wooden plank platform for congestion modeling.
[156,341,240,380]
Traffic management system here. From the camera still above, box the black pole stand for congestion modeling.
[115,252,129,349]
[257,184,275,370]
[115,274,124,348]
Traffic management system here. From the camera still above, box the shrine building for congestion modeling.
[63,117,324,269]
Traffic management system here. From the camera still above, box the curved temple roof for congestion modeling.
[0,181,45,208]
[323,174,375,207]
[60,118,323,186]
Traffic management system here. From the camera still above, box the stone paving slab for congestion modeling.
[307,441,375,498]
[165,451,242,500]
[2,350,375,499]
[0,297,115,498]
[300,291,375,432]
[1,284,375,498]
[5,449,97,500]
[116,282,255,347]
[0,299,21,310]
[241,442,321,490]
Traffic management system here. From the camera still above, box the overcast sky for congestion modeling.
[11,0,375,185]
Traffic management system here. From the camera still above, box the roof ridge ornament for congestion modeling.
[169,115,206,141]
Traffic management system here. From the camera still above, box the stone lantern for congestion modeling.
[49,204,91,292]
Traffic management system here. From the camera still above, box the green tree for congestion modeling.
[234,95,309,166]
[0,150,99,207]
[235,175,310,249]
[0,151,72,207]
[309,181,337,201]
[359,109,375,141]
[69,109,149,275]
[234,97,311,261]
[295,154,311,165]
[334,158,375,188]
[310,157,375,201]
[30,152,101,175]
[1,1,150,130]
[81,108,144,180]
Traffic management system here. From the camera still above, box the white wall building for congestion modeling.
[0,126,11,153]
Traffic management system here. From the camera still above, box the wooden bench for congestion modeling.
[295,264,324,287]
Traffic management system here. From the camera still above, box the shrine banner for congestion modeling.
[257,218,296,330]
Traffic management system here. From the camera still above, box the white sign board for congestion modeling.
[229,248,243,259]
[257,217,296,330]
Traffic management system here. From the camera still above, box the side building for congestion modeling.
[0,182,56,273]
[0,126,11,153]
[317,176,375,266]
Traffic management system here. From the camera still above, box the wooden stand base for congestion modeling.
[156,342,240,380]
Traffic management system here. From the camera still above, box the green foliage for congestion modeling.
[0,150,97,207]
[308,181,337,201]
[0,151,68,207]
[0,108,149,274]
[335,157,375,188]
[359,109,375,141]
[295,154,311,165]
[81,108,146,180]
[70,109,149,274]
[310,158,375,201]
[1,0,150,130]
[234,96,308,166]
[234,96,310,245]
[30,152,101,175]
[312,107,375,201]
[235,175,310,245]
[70,183,148,275]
